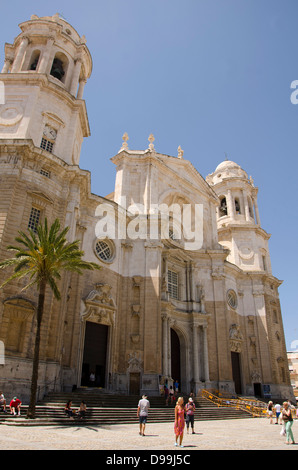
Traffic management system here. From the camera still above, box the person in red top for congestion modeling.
[10,397,22,416]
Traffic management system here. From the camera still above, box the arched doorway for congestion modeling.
[79,283,116,389]
[171,328,181,391]
[231,351,242,395]
[81,321,109,387]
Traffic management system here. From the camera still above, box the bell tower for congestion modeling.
[0,13,92,165]
[206,159,271,273]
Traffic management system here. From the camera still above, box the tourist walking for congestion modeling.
[282,401,295,445]
[274,403,281,424]
[185,397,196,434]
[267,401,274,424]
[174,396,185,447]
[137,394,150,436]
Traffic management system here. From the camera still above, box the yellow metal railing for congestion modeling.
[201,390,268,417]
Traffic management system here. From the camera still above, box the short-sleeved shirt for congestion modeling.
[185,402,195,415]
[10,399,21,408]
[138,398,150,416]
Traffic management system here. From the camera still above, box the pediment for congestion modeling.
[156,154,218,203]
[27,190,54,206]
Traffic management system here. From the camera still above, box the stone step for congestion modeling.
[0,390,252,426]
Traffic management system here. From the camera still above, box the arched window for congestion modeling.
[248,197,254,219]
[29,50,40,71]
[219,196,228,217]
[50,53,69,83]
[235,198,241,214]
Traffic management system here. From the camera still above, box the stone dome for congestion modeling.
[215,160,241,172]
[206,159,249,186]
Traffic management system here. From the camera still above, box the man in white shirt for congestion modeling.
[137,394,150,436]
[274,403,281,424]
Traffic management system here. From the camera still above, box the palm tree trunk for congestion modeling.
[27,279,46,419]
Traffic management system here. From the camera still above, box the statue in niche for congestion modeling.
[197,283,206,313]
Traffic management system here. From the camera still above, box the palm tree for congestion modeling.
[0,218,100,418]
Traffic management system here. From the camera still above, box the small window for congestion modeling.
[28,207,41,233]
[40,137,54,153]
[40,125,57,154]
[95,239,114,262]
[168,270,178,300]
[40,169,50,178]
[227,289,237,309]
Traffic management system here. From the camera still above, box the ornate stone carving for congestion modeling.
[0,104,23,127]
[251,370,261,382]
[197,283,206,313]
[148,133,155,150]
[127,352,143,372]
[229,323,243,352]
[131,304,141,316]
[119,132,129,152]
[130,334,140,344]
[82,283,116,326]
[177,146,184,159]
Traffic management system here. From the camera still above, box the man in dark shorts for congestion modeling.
[137,394,150,436]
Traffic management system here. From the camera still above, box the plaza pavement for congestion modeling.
[0,417,297,451]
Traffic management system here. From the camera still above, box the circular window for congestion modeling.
[94,239,114,263]
[227,289,237,309]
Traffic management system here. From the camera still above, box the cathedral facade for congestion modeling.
[0,14,293,402]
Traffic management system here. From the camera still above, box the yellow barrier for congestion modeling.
[201,390,268,417]
[200,390,298,419]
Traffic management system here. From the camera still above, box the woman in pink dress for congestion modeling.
[174,396,185,447]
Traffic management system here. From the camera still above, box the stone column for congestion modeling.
[77,78,87,99]
[70,59,82,96]
[162,313,169,377]
[192,324,201,390]
[168,319,174,379]
[1,58,13,73]
[203,325,210,383]
[227,189,235,220]
[242,189,250,222]
[11,37,29,73]
[39,37,55,74]
[253,198,261,225]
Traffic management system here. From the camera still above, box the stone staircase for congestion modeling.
[0,389,253,426]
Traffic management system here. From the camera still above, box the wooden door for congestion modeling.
[129,372,140,395]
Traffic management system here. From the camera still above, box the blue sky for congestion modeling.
[0,0,297,350]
